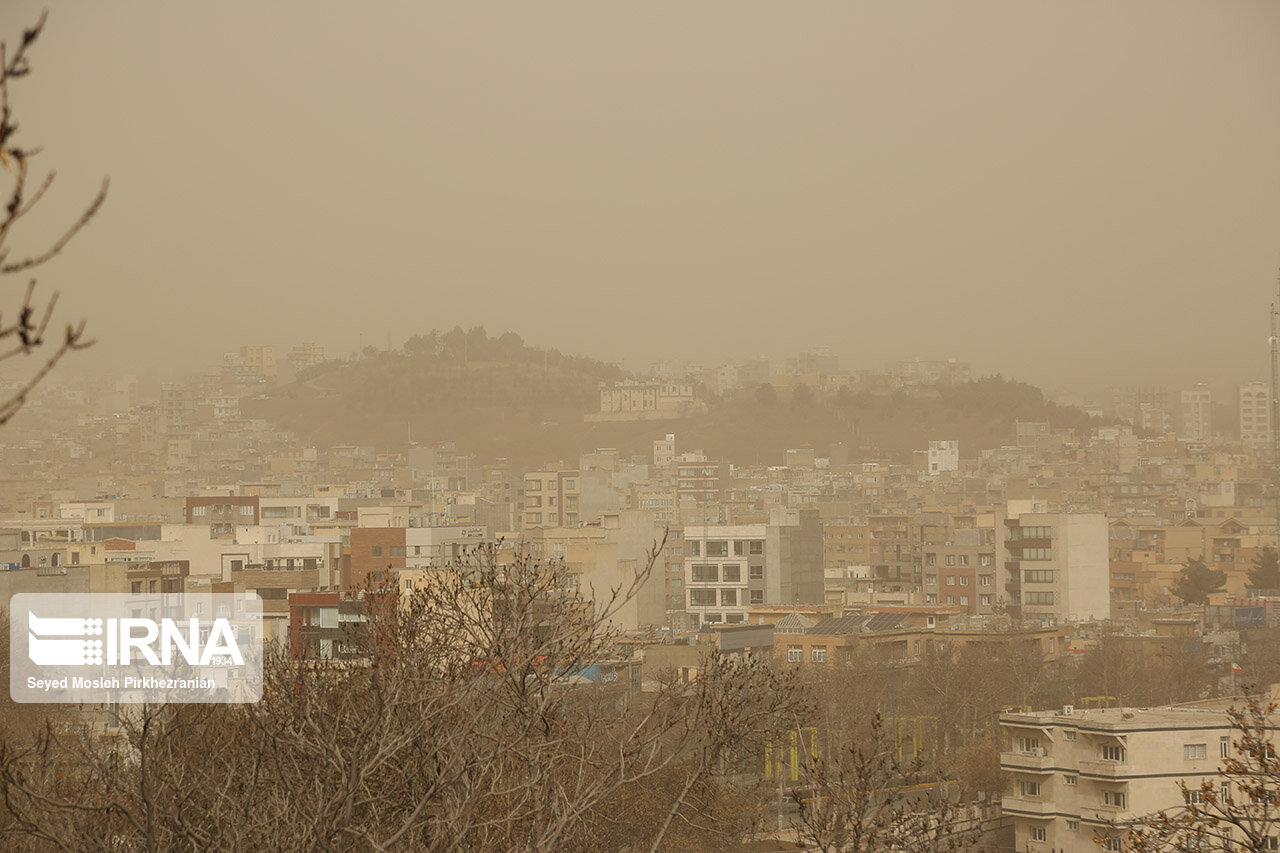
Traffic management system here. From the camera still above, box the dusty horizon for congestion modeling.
[4,1,1278,394]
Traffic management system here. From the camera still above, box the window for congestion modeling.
[702,613,721,624]
[1030,826,1046,842]
[706,541,729,557]
[1185,790,1203,804]
[960,596,969,606]
[1064,774,1077,786]
[389,546,405,558]
[148,580,157,593]
[980,595,993,606]
[1021,548,1053,561]
[734,541,745,556]
[926,554,937,566]
[371,545,382,557]
[720,589,737,606]
[1024,569,1054,583]
[687,541,700,556]
[564,480,575,490]
[749,541,763,555]
[1066,820,1079,831]
[1024,591,1055,606]
[721,564,741,582]
[1102,745,1125,762]
[960,575,969,585]
[750,590,764,604]
[750,565,763,579]
[1018,737,1041,754]
[959,555,969,566]
[947,596,955,605]
[788,646,802,663]
[690,590,716,606]
[811,647,827,663]
[926,574,937,586]
[1103,790,1126,808]
[1019,781,1041,797]
[724,613,744,624]
[1222,783,1231,802]
[946,576,956,586]
[130,581,141,594]
[1184,743,1207,760]
[192,505,207,517]
[1064,730,1076,741]
[240,504,254,516]
[980,554,993,566]
[980,574,992,585]
[1101,837,1124,851]
[1221,736,1231,758]
[691,564,718,582]
[945,555,955,566]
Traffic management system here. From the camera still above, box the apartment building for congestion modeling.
[922,528,999,616]
[1181,384,1212,442]
[927,440,959,475]
[682,508,822,627]
[1005,512,1109,623]
[1239,380,1271,456]
[521,469,581,529]
[1001,704,1242,852]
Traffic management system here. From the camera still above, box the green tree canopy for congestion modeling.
[1171,557,1227,605]
[1247,546,1280,591]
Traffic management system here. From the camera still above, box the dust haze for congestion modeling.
[5,0,1277,390]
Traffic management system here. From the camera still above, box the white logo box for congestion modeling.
[11,593,263,704]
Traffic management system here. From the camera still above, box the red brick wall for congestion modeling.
[347,527,406,589]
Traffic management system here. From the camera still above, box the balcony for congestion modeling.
[1002,795,1056,816]
[1001,750,1054,772]
[1078,760,1129,778]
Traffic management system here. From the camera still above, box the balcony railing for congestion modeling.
[1000,751,1054,772]
[1078,760,1129,778]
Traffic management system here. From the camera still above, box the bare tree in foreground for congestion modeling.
[0,541,799,852]
[0,12,107,425]
[793,713,991,853]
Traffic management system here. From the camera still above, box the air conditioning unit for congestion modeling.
[1059,704,1075,716]
[1031,747,1046,757]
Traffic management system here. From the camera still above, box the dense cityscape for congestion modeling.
[2,1,1280,851]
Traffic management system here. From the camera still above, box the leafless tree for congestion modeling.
[0,540,800,852]
[0,12,107,425]
[793,713,992,853]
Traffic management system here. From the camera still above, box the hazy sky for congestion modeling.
[5,1,1279,392]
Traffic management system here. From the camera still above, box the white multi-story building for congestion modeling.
[1001,703,1253,853]
[927,440,959,475]
[682,509,823,627]
[1005,511,1109,623]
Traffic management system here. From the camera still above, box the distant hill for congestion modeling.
[244,327,624,464]
[244,331,1104,470]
